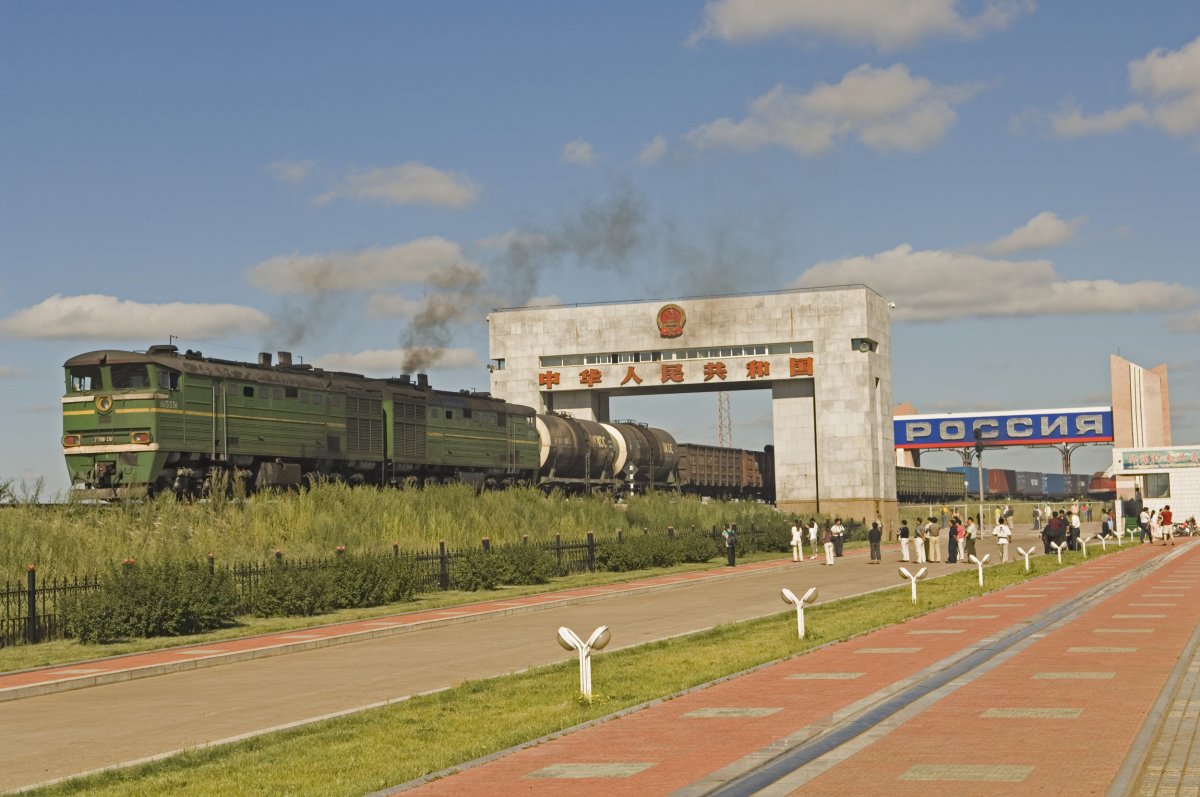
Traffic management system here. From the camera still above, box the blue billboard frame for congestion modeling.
[894,408,1114,449]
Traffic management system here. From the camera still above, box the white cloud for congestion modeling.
[1051,104,1149,137]
[637,135,668,164]
[791,244,1200,322]
[314,162,481,208]
[687,64,975,155]
[1051,35,1200,139]
[689,0,1035,50]
[982,211,1086,255]
[267,159,317,184]
[314,347,479,375]
[562,139,597,165]
[0,294,273,341]
[247,238,485,296]
[0,366,28,378]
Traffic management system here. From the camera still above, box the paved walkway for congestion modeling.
[0,555,806,702]
[384,538,1200,797]
[0,543,918,792]
[0,528,1176,795]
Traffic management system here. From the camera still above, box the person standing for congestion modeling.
[790,520,804,562]
[915,523,927,564]
[899,519,911,562]
[1033,506,1041,531]
[928,517,942,563]
[947,516,960,564]
[1068,510,1082,551]
[1139,506,1151,543]
[831,518,845,557]
[868,521,882,564]
[965,516,979,561]
[822,523,835,566]
[922,516,935,562]
[992,515,1012,562]
[1161,505,1175,546]
[1100,510,1113,538]
[807,518,819,560]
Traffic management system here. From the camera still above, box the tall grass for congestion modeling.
[0,486,786,577]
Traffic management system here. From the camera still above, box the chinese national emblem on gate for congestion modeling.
[656,304,686,338]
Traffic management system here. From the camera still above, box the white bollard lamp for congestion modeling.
[968,554,990,587]
[557,625,611,700]
[899,566,927,604]
[781,586,819,639]
[1050,540,1066,564]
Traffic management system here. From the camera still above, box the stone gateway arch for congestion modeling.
[487,285,896,522]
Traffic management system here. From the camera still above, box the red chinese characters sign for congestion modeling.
[538,356,814,389]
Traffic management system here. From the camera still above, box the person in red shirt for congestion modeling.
[1161,505,1174,546]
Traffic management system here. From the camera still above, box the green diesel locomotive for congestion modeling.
[62,345,540,498]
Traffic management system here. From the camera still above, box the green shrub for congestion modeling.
[62,560,238,643]
[752,524,792,553]
[597,534,679,572]
[496,544,560,584]
[451,549,504,591]
[677,532,719,563]
[250,565,334,617]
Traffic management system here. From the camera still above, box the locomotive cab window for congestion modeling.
[111,364,149,389]
[242,386,254,398]
[155,369,180,391]
[68,366,102,392]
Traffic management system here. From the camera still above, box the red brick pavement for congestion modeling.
[397,540,1195,797]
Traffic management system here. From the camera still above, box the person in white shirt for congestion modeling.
[898,519,911,562]
[915,524,927,564]
[790,521,804,562]
[992,517,1012,562]
[831,518,846,557]
[806,519,819,560]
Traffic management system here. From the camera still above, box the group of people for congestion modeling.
[788,512,1015,566]
[1135,504,1178,545]
[785,500,1195,568]
[898,513,1013,564]
[788,518,852,566]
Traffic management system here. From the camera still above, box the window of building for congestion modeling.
[1144,473,1171,499]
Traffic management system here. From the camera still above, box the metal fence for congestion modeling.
[0,523,785,648]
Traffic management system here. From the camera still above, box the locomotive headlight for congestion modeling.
[95,395,113,414]
[131,432,152,444]
[62,434,81,447]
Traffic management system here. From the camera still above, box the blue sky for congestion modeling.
[3,1,1198,497]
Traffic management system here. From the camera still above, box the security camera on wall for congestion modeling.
[888,301,896,309]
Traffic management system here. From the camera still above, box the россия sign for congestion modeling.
[894,408,1114,449]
